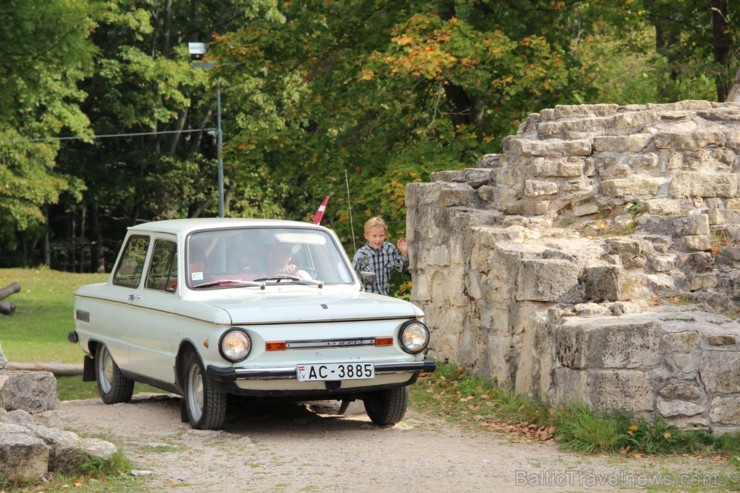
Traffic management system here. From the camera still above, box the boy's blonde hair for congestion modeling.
[364,216,388,234]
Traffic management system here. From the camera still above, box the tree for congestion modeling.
[0,0,96,265]
[52,0,283,271]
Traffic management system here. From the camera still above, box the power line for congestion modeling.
[0,127,217,144]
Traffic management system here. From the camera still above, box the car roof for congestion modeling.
[128,218,322,236]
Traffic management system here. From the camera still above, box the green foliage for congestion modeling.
[0,0,96,247]
[1,0,736,269]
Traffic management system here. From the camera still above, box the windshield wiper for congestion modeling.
[254,276,324,288]
[192,279,264,289]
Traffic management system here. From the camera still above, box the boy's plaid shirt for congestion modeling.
[352,242,408,295]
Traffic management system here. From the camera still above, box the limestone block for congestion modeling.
[430,170,467,183]
[680,252,715,272]
[515,258,581,302]
[649,255,676,272]
[29,425,85,472]
[529,157,585,177]
[0,370,59,413]
[477,185,495,204]
[551,368,587,405]
[405,182,441,206]
[499,200,550,216]
[476,154,500,168]
[553,104,620,119]
[707,335,736,346]
[437,183,482,208]
[588,370,655,412]
[700,350,740,394]
[557,316,662,369]
[574,201,599,216]
[583,265,625,302]
[604,237,646,269]
[524,179,559,197]
[668,352,699,373]
[665,414,710,430]
[658,381,702,401]
[601,176,664,198]
[662,330,699,351]
[709,395,740,426]
[515,316,555,397]
[557,369,655,412]
[80,437,118,461]
[0,423,49,481]
[593,134,652,153]
[683,235,712,251]
[537,118,609,139]
[654,131,727,149]
[608,111,659,135]
[504,137,592,158]
[494,166,524,187]
[669,172,738,198]
[463,168,494,187]
[644,198,685,216]
[687,272,718,291]
[639,214,710,237]
[656,398,705,417]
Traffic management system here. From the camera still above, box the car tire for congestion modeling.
[182,351,227,430]
[95,344,134,405]
[363,386,409,425]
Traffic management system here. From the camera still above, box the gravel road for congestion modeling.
[55,394,733,493]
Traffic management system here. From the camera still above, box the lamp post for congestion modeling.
[189,42,225,218]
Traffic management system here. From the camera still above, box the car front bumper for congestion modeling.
[208,358,436,381]
[206,358,436,397]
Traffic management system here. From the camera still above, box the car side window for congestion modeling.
[146,240,178,293]
[112,235,150,288]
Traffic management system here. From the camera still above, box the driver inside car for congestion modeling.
[246,243,312,280]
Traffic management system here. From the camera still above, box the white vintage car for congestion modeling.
[70,218,435,429]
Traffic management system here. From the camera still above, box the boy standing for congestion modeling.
[352,217,408,296]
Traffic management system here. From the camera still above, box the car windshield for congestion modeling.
[186,227,354,289]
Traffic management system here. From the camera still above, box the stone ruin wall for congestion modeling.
[406,100,739,433]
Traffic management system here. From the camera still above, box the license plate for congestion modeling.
[296,363,374,382]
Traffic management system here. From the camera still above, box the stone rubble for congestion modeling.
[0,343,118,482]
[406,100,739,433]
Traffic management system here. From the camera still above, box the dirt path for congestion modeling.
[55,394,733,492]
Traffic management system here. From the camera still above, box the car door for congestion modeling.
[123,235,181,384]
[101,234,151,371]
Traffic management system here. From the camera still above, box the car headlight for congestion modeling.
[398,320,430,354]
[219,329,251,362]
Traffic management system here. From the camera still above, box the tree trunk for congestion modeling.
[90,202,106,273]
[711,0,731,101]
[43,206,51,267]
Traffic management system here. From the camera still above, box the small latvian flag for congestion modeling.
[312,195,330,224]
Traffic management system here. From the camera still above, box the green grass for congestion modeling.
[0,267,108,364]
[1,450,148,492]
[410,363,739,468]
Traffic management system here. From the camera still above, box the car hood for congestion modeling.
[200,290,421,325]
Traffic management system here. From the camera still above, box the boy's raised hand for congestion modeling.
[397,237,408,258]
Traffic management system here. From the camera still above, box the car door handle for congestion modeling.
[128,294,142,302]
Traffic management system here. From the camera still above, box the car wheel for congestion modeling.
[363,386,409,425]
[182,351,227,430]
[95,344,134,405]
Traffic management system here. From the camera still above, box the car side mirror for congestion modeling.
[359,270,376,289]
